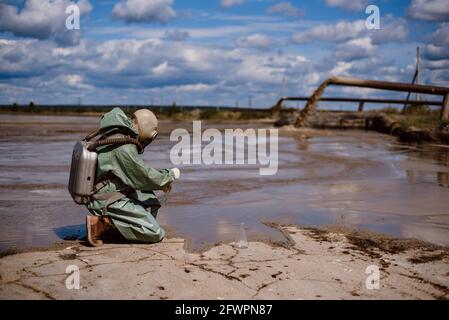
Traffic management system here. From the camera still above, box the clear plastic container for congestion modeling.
[237,223,248,249]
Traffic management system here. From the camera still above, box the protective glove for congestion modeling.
[163,183,172,194]
[162,168,179,194]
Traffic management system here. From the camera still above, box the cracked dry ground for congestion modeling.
[0,226,448,299]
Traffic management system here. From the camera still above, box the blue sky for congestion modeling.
[0,0,448,107]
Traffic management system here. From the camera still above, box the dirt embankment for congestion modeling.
[366,114,449,145]
[275,111,449,145]
[1,224,448,300]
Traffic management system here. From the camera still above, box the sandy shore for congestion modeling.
[1,224,448,300]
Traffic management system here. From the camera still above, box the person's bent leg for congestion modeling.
[105,198,166,243]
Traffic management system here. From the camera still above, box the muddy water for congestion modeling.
[0,113,448,251]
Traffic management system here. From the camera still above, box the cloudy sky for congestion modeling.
[0,0,448,107]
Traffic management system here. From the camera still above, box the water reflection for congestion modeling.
[437,172,449,187]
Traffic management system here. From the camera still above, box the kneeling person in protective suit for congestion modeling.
[86,107,180,246]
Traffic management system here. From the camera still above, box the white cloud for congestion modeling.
[334,37,374,61]
[63,74,92,89]
[407,0,449,22]
[152,61,177,76]
[2,33,420,105]
[325,0,368,11]
[112,0,176,23]
[176,83,213,92]
[424,59,449,70]
[0,37,323,105]
[422,23,449,81]
[370,17,408,44]
[0,39,59,76]
[329,61,353,76]
[220,0,245,9]
[291,18,408,44]
[235,33,273,49]
[164,30,190,41]
[429,22,449,46]
[291,20,366,43]
[424,44,449,60]
[426,68,449,85]
[266,2,303,17]
[306,72,321,85]
[0,0,92,46]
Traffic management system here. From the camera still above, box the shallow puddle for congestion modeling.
[0,114,448,251]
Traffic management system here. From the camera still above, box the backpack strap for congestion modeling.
[91,191,128,216]
[90,171,131,215]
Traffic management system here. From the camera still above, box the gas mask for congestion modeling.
[133,109,159,149]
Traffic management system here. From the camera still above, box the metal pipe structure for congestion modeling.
[288,77,449,127]
[274,96,443,112]
[328,77,449,95]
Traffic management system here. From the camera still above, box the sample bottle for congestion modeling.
[237,223,248,249]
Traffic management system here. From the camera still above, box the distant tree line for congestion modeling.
[0,102,271,120]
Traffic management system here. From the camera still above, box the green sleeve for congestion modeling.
[111,144,174,191]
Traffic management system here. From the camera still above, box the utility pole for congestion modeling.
[280,77,286,109]
[248,95,252,108]
[416,46,420,101]
[216,94,220,112]
[281,77,286,98]
[179,93,183,112]
[403,46,422,112]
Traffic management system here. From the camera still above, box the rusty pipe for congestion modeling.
[327,77,449,96]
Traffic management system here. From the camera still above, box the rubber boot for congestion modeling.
[86,215,114,247]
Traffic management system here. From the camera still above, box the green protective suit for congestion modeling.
[87,107,175,243]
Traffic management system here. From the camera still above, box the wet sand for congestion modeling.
[0,113,448,251]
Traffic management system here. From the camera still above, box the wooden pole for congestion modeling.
[416,46,420,102]
[441,93,449,121]
[358,101,365,112]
